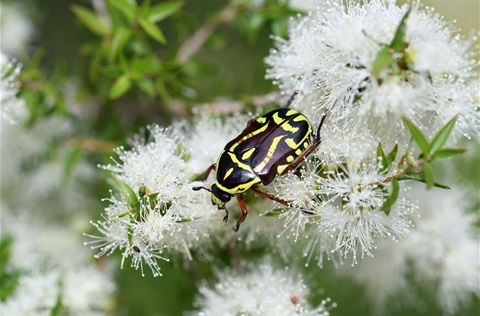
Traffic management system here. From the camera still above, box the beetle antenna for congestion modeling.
[192,186,211,192]
[283,90,300,108]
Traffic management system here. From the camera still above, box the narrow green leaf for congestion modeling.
[263,208,286,217]
[139,17,166,43]
[136,78,156,96]
[112,175,139,208]
[433,147,466,159]
[148,0,183,23]
[108,0,137,21]
[109,74,132,99]
[371,46,393,78]
[390,7,411,51]
[381,177,399,215]
[402,117,430,157]
[430,116,457,154]
[386,144,399,166]
[398,174,450,189]
[423,162,435,189]
[376,143,387,170]
[71,5,110,36]
[109,27,132,62]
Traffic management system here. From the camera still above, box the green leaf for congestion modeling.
[423,162,435,189]
[433,148,466,159]
[109,74,132,99]
[136,78,156,96]
[147,0,183,23]
[381,177,399,215]
[386,144,399,166]
[398,174,450,189]
[402,117,430,157]
[371,46,393,78]
[112,175,139,209]
[390,7,411,51]
[430,116,457,154]
[139,17,166,43]
[71,5,110,36]
[109,27,132,62]
[376,143,387,171]
[263,208,286,217]
[108,0,137,21]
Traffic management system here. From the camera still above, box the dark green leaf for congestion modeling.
[402,117,430,157]
[263,208,286,217]
[390,8,411,51]
[433,148,466,159]
[109,74,132,99]
[398,174,450,189]
[147,0,183,23]
[112,175,139,209]
[381,177,399,215]
[386,144,399,166]
[108,0,137,21]
[423,162,435,189]
[71,5,110,36]
[139,17,166,43]
[109,27,132,62]
[430,116,457,154]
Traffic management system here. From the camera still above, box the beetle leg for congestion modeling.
[234,194,248,232]
[251,187,291,207]
[280,112,328,175]
[223,204,229,223]
[202,163,216,181]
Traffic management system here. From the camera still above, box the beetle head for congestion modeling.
[192,183,231,209]
[210,184,231,209]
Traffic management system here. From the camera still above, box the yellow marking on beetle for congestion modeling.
[254,135,285,173]
[216,177,261,195]
[293,115,309,122]
[304,142,309,149]
[223,167,234,181]
[280,121,299,133]
[256,116,267,124]
[228,152,254,172]
[241,148,256,160]
[277,164,288,174]
[229,122,270,151]
[295,148,303,156]
[286,109,298,116]
[272,112,285,125]
[285,138,299,149]
[286,155,295,163]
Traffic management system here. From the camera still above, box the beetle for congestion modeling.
[193,92,327,231]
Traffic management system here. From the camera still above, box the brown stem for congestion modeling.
[177,3,238,64]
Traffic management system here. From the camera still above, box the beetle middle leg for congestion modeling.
[251,187,291,207]
[234,194,248,232]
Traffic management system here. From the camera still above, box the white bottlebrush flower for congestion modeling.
[0,53,28,125]
[272,155,414,266]
[190,259,334,315]
[340,185,480,315]
[89,124,224,276]
[265,0,479,140]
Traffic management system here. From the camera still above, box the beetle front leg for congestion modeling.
[234,194,248,232]
[202,163,216,180]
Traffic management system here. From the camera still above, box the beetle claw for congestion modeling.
[233,222,240,232]
[223,210,229,223]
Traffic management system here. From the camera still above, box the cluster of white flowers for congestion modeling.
[87,113,256,276]
[266,0,479,141]
[190,258,335,315]
[340,184,480,315]
[259,0,479,266]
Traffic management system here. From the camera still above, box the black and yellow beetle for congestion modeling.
[193,92,327,231]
